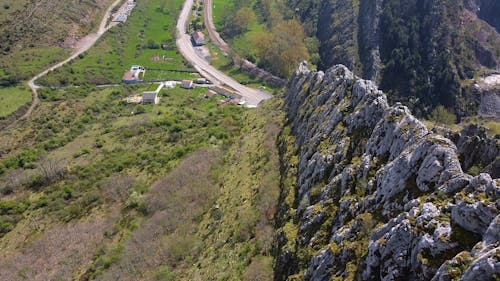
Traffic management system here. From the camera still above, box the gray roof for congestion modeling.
[142,92,157,99]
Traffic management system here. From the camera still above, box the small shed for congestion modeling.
[142,91,159,104]
[191,31,205,46]
[181,80,194,89]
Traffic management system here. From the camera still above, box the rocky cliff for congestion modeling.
[448,124,500,179]
[288,0,500,117]
[274,63,499,280]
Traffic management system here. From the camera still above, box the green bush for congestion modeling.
[430,106,457,125]
[155,266,175,281]
[468,165,483,176]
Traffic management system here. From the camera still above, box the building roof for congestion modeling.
[181,80,194,87]
[192,31,205,41]
[123,71,136,81]
[142,92,157,99]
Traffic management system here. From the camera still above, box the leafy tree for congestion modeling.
[222,7,257,37]
[252,20,309,76]
[429,105,457,125]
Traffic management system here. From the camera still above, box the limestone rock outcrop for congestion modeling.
[274,63,499,281]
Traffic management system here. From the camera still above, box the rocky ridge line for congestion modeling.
[274,63,499,280]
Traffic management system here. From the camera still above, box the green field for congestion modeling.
[0,48,69,83]
[39,0,191,87]
[212,0,233,28]
[0,86,32,117]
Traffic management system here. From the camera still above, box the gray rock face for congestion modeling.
[479,89,500,119]
[275,63,499,281]
[448,124,500,178]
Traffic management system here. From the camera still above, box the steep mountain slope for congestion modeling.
[288,0,500,117]
[274,63,499,280]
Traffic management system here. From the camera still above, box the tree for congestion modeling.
[252,20,309,76]
[222,7,256,37]
[38,157,66,185]
[429,105,457,125]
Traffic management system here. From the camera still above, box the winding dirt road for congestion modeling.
[17,0,123,124]
[176,0,271,106]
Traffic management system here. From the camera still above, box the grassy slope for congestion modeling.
[0,85,283,280]
[0,0,31,21]
[0,0,117,119]
[185,99,283,280]
[0,86,31,117]
[0,82,249,279]
[0,0,283,279]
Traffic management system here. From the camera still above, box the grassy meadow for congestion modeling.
[0,86,32,118]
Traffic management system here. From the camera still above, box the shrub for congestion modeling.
[135,105,146,114]
[155,266,175,281]
[430,106,457,125]
[164,233,199,265]
[235,208,259,242]
[468,165,483,176]
[242,256,273,281]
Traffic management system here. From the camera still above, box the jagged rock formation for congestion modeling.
[447,124,500,178]
[274,63,499,280]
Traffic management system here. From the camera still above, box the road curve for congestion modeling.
[16,0,123,125]
[176,0,271,106]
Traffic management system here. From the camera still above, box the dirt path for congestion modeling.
[204,0,230,53]
[7,0,123,129]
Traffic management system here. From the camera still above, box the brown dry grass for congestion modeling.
[0,208,120,281]
[97,149,221,280]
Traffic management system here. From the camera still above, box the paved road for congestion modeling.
[176,0,271,106]
[17,0,123,125]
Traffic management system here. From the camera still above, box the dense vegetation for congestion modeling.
[214,0,313,76]
[284,0,500,118]
[0,0,284,279]
[0,81,283,279]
